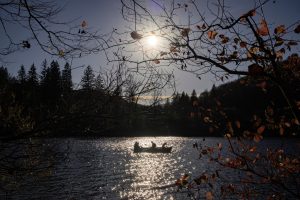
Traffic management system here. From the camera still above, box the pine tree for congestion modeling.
[61,62,72,94]
[27,63,38,86]
[95,73,104,91]
[81,65,95,90]
[40,59,49,87]
[49,60,61,100]
[17,65,26,84]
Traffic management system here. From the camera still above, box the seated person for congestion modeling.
[151,141,156,148]
[162,142,167,148]
[134,142,140,149]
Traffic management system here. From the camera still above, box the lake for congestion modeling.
[0,137,299,199]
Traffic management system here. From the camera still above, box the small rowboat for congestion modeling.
[134,146,172,153]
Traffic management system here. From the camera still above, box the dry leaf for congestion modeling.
[294,24,300,33]
[130,31,142,40]
[235,120,241,129]
[81,20,87,28]
[153,59,160,64]
[248,64,264,76]
[206,191,213,200]
[257,19,269,36]
[274,25,285,35]
[208,30,218,40]
[254,134,263,142]
[257,125,266,134]
[181,28,191,37]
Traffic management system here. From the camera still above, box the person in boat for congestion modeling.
[162,142,167,148]
[151,141,156,148]
[134,142,140,150]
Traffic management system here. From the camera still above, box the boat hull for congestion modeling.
[133,147,172,153]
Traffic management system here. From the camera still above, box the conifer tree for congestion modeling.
[27,64,38,86]
[81,65,95,90]
[61,62,72,94]
[17,65,26,84]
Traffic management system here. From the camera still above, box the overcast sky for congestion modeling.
[1,0,300,95]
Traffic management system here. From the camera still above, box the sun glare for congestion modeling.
[147,35,158,47]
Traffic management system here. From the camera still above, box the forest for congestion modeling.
[1,54,299,139]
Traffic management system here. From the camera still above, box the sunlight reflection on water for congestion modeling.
[3,137,298,199]
[97,137,202,200]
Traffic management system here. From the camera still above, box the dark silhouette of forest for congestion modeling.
[1,55,299,139]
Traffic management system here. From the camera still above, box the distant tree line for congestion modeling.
[1,55,299,139]
[0,60,153,139]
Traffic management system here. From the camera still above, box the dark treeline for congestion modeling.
[0,60,155,139]
[164,54,300,137]
[1,55,299,139]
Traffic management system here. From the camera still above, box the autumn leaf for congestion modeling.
[276,48,285,60]
[257,19,269,36]
[81,20,87,28]
[294,24,300,33]
[206,191,214,200]
[274,25,285,35]
[170,46,180,53]
[234,38,239,44]
[275,37,284,47]
[181,28,191,37]
[235,120,241,129]
[254,134,263,143]
[221,37,229,44]
[249,146,257,153]
[287,41,298,46]
[240,41,247,48]
[279,127,284,136]
[257,125,265,134]
[208,30,218,40]
[248,64,264,76]
[153,59,160,64]
[58,50,65,57]
[160,51,168,57]
[130,31,142,40]
[243,9,256,17]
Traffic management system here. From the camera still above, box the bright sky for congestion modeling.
[1,0,300,95]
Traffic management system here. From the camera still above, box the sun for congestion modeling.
[147,35,158,47]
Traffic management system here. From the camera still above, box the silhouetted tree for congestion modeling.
[81,65,95,90]
[61,62,72,95]
[17,65,26,84]
[27,63,38,87]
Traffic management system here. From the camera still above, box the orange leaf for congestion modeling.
[240,41,247,48]
[274,25,285,35]
[279,127,284,136]
[257,19,269,36]
[221,37,229,44]
[235,120,241,129]
[257,125,265,134]
[81,20,87,28]
[208,31,218,40]
[206,191,213,200]
[254,134,263,143]
[249,146,257,153]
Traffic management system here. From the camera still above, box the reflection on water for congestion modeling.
[1,137,298,199]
